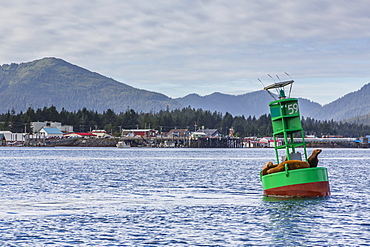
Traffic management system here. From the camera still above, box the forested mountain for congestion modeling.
[0,57,182,113]
[175,91,322,118]
[309,83,370,121]
[0,57,369,122]
[344,112,370,126]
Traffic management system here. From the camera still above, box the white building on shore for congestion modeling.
[39,127,64,138]
[31,121,73,133]
[0,131,26,145]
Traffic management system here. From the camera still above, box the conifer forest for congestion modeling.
[0,106,369,138]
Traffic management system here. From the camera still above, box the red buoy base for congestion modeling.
[264,181,330,197]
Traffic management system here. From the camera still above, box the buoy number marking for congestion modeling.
[287,103,298,114]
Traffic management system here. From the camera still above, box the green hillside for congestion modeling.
[0,57,368,121]
[344,112,370,126]
[0,57,182,113]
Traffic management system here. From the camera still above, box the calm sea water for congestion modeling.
[0,147,369,246]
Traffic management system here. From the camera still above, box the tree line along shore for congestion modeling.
[1,106,370,138]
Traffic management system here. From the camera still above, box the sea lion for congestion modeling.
[261,161,278,175]
[266,160,310,174]
[308,149,322,167]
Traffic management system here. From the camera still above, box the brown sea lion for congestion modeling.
[308,149,322,167]
[266,160,310,174]
[261,161,278,175]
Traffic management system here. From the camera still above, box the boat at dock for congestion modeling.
[260,78,330,197]
[116,141,130,148]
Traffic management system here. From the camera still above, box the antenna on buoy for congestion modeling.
[258,78,276,100]
[284,72,294,98]
[257,78,265,88]
[285,72,293,79]
[268,74,280,95]
[268,74,276,82]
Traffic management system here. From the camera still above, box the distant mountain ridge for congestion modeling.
[0,57,369,123]
[175,83,370,122]
[309,83,370,121]
[0,57,182,113]
[175,91,322,118]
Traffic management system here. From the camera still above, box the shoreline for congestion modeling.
[15,137,368,148]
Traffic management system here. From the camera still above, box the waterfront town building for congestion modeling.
[31,121,73,134]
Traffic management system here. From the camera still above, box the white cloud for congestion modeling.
[1,0,370,104]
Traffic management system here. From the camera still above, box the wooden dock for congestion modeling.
[124,136,243,148]
[23,135,242,148]
[21,135,365,148]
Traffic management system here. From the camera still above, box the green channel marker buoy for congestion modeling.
[261,79,330,197]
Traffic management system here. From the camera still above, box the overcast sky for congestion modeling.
[1,0,370,105]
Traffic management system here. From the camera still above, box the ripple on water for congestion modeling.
[0,147,369,246]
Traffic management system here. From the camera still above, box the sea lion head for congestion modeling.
[262,161,274,170]
[262,161,275,176]
[308,149,322,167]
